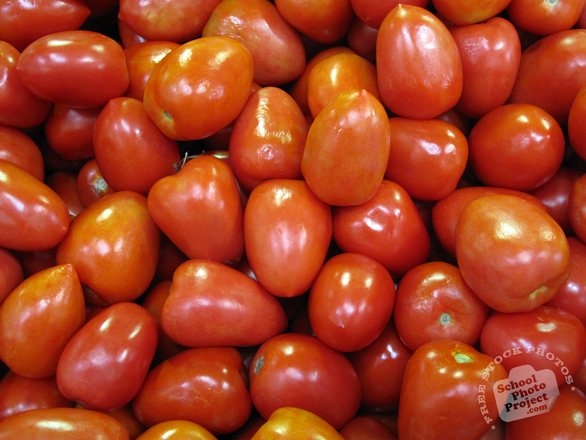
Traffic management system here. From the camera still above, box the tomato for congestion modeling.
[307,52,380,119]
[308,253,395,352]
[398,339,508,440]
[17,30,129,108]
[118,18,148,49]
[0,407,129,440]
[249,333,362,430]
[143,36,253,141]
[507,29,586,126]
[151,235,189,284]
[346,17,378,64]
[123,41,181,102]
[251,407,344,440]
[0,41,52,128]
[468,103,565,192]
[43,103,101,161]
[56,302,158,412]
[136,420,218,440]
[480,305,586,387]
[432,0,512,25]
[0,248,23,306]
[333,180,431,277]
[346,321,412,412]
[385,117,468,201]
[228,87,308,192]
[76,158,115,208]
[45,171,84,218]
[455,194,570,313]
[377,5,463,119]
[301,89,390,206]
[202,0,306,86]
[350,0,429,30]
[148,155,244,266]
[118,0,221,42]
[569,170,586,242]
[547,237,586,326]
[568,81,586,161]
[93,97,180,196]
[394,261,488,352]
[449,17,521,119]
[0,371,73,422]
[340,416,398,440]
[506,0,585,36]
[243,179,332,298]
[56,191,161,305]
[160,259,287,347]
[0,124,44,181]
[132,347,252,435]
[0,264,85,378]
[74,403,146,440]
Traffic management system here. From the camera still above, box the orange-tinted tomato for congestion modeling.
[251,407,345,440]
[507,0,585,36]
[136,420,218,440]
[432,0,512,25]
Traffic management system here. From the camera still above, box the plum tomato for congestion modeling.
[350,0,429,30]
[432,0,512,25]
[0,248,23,306]
[135,420,218,440]
[76,158,115,208]
[250,407,345,440]
[568,173,586,244]
[0,124,45,181]
[506,0,585,36]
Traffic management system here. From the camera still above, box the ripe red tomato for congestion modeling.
[568,81,586,160]
[135,420,217,440]
[340,416,398,440]
[569,172,586,242]
[346,17,378,64]
[350,0,429,30]
[432,0,512,25]
[250,407,345,440]
[506,0,585,36]
[76,158,115,208]
[45,171,84,218]
[0,124,44,181]
[0,248,23,306]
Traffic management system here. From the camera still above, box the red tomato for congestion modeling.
[151,235,189,285]
[17,30,129,108]
[0,371,73,422]
[249,333,362,430]
[161,259,287,347]
[0,124,44,181]
[340,416,398,440]
[0,248,23,306]
[468,103,565,192]
[202,0,306,86]
[333,180,431,277]
[118,18,148,49]
[301,89,390,206]
[243,179,332,298]
[308,253,395,352]
[346,17,378,64]
[118,0,221,42]
[346,321,412,412]
[132,347,252,435]
[350,0,429,30]
[45,171,84,218]
[455,194,570,313]
[394,261,489,352]
[0,264,85,378]
[449,17,521,119]
[250,407,344,440]
[569,167,586,242]
[0,41,52,128]
[507,0,585,36]
[0,407,129,440]
[398,339,508,440]
[0,159,70,252]
[43,104,102,161]
[432,0,512,25]
[56,191,161,305]
[507,29,586,126]
[56,302,158,412]
[76,158,115,208]
[480,305,586,387]
[143,36,253,141]
[136,420,218,440]
[377,5,463,119]
[88,404,146,440]
[229,87,308,192]
[568,81,586,160]
[147,155,244,266]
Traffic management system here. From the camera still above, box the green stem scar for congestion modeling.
[439,312,453,325]
[454,352,473,363]
[254,355,264,375]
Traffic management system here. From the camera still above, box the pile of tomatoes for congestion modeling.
[1,0,586,439]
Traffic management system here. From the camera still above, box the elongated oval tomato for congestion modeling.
[0,160,70,252]
[17,30,129,108]
[0,124,44,181]
[377,4,463,119]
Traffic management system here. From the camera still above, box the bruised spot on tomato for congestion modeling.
[254,355,264,375]
[439,312,453,326]
[454,352,473,363]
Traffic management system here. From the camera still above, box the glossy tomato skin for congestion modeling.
[17,30,129,108]
[45,171,84,218]
[93,97,180,196]
[346,17,378,64]
[398,339,508,440]
[147,155,244,267]
[301,89,390,206]
[346,321,413,412]
[308,253,395,352]
[135,420,218,440]
[0,407,129,440]
[340,416,398,440]
[251,407,345,440]
[56,302,158,412]
[244,179,332,298]
[76,158,115,208]
[432,0,512,25]
[394,261,489,352]
[455,194,570,313]
[0,248,23,306]
[385,118,468,201]
[249,333,362,430]
[569,172,586,242]
[0,124,44,181]
[144,36,253,141]
[350,0,429,30]
[0,264,85,378]
[480,306,586,387]
[468,103,565,192]
[56,191,161,305]
[161,259,287,347]
[132,347,252,435]
[377,5,463,119]
[569,81,586,161]
[202,0,306,86]
[507,0,585,36]
[0,41,52,128]
[333,180,431,277]
[449,17,521,119]
[0,159,70,252]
